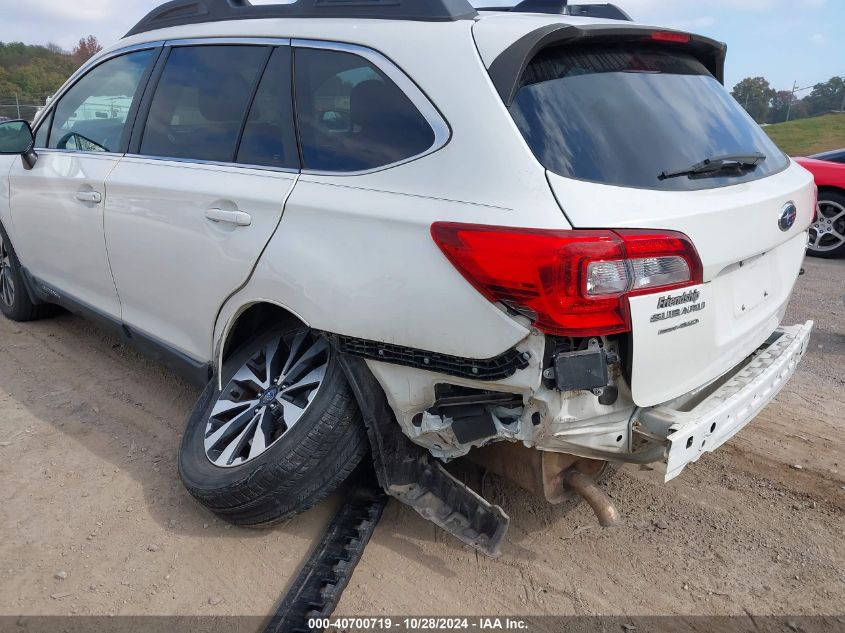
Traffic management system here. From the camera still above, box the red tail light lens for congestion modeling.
[431,223,703,338]
[650,31,691,43]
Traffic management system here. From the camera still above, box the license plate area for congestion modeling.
[730,253,774,317]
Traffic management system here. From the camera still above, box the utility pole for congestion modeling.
[785,81,798,122]
[15,93,20,119]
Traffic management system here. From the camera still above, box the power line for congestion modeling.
[785,81,814,122]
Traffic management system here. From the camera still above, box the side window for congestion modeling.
[237,47,298,169]
[293,48,436,172]
[33,112,51,149]
[48,50,156,153]
[140,45,267,163]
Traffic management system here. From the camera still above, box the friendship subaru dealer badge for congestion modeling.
[651,289,707,334]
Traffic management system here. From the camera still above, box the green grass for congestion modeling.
[763,112,845,157]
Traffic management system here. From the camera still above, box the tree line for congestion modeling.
[731,76,845,125]
[0,37,101,118]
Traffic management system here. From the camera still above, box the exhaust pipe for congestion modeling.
[466,443,622,527]
[561,468,621,527]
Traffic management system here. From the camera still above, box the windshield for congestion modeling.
[509,43,789,191]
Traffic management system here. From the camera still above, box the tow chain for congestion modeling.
[263,470,388,633]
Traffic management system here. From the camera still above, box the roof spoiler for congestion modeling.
[488,23,728,105]
[125,0,479,38]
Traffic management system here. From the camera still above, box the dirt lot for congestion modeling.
[0,257,843,619]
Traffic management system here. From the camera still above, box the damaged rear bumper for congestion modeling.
[634,321,813,481]
[330,322,811,555]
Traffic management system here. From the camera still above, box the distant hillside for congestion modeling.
[0,42,80,119]
[764,113,845,157]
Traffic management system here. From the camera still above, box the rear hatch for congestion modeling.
[474,16,815,407]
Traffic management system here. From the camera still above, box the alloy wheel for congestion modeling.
[809,199,845,253]
[204,330,329,468]
[0,233,15,308]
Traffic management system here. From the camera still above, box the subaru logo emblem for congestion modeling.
[260,387,279,405]
[778,202,797,232]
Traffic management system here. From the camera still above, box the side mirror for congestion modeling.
[0,120,37,170]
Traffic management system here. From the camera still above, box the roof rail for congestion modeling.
[125,0,479,38]
[474,1,632,22]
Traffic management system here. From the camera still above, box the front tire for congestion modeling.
[178,327,369,526]
[0,223,54,322]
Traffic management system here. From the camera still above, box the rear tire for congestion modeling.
[0,223,55,322]
[807,190,845,258]
[178,326,369,526]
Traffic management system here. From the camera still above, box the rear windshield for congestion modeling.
[509,44,789,191]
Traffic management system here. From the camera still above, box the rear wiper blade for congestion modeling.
[659,153,767,180]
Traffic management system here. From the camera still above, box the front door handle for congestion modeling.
[205,208,252,227]
[75,191,102,204]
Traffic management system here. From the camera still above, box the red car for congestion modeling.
[795,152,845,258]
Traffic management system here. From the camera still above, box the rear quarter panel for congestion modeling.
[216,182,532,360]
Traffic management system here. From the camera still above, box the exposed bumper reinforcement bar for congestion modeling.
[634,321,813,482]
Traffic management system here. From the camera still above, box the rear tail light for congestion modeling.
[586,255,691,296]
[431,223,703,338]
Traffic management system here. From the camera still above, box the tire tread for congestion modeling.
[178,328,368,527]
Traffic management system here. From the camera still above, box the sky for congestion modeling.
[0,0,842,92]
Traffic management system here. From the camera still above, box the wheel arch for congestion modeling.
[817,184,845,197]
[214,300,309,388]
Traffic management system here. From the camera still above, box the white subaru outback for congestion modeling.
[0,0,815,553]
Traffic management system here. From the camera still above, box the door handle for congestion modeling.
[205,208,252,227]
[75,191,102,204]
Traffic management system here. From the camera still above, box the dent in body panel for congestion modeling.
[214,178,531,366]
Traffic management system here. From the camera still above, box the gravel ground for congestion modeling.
[0,257,842,619]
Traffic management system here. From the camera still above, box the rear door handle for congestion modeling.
[75,191,102,204]
[205,208,252,227]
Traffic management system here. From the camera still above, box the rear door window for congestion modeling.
[140,45,267,163]
[236,47,299,170]
[509,43,789,191]
[293,48,436,172]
